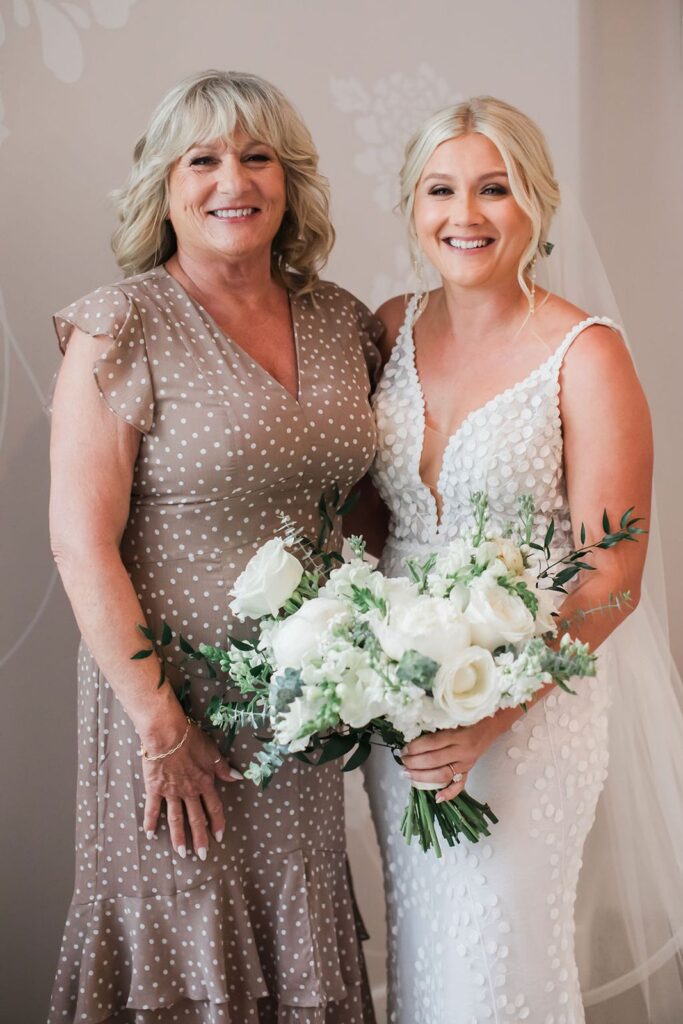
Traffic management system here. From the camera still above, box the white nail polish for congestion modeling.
[230,768,244,780]
[215,830,224,843]
[146,830,155,841]
[198,847,207,861]
[177,845,187,859]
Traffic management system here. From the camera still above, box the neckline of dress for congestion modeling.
[154,264,303,408]
[396,297,611,534]
[406,305,609,446]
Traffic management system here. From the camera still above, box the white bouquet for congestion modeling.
[203,491,642,856]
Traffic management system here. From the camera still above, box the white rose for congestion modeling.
[494,537,525,577]
[229,538,304,619]
[431,646,500,725]
[269,597,346,669]
[464,580,536,651]
[372,596,471,665]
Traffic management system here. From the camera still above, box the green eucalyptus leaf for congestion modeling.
[397,650,439,691]
[160,621,173,647]
[137,624,155,642]
[131,648,154,660]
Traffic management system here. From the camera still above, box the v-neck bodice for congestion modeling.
[158,265,303,406]
[370,294,618,569]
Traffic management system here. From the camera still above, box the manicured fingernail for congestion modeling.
[215,830,224,843]
[177,845,187,859]
[229,768,244,780]
[435,794,444,804]
[197,847,207,861]
[146,830,155,840]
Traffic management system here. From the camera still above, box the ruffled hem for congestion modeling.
[48,851,374,1024]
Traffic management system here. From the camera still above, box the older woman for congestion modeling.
[49,71,380,1024]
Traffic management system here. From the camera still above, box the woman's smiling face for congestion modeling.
[166,126,287,264]
[413,132,532,291]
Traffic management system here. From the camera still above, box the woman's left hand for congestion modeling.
[401,716,502,802]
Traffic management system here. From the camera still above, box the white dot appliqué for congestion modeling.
[365,298,618,1023]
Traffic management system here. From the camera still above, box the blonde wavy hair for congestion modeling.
[112,70,334,294]
[400,96,561,303]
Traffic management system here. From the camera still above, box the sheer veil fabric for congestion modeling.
[539,189,683,1021]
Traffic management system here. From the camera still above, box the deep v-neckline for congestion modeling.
[399,301,606,532]
[158,265,303,407]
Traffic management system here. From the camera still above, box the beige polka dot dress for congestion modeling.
[49,267,381,1024]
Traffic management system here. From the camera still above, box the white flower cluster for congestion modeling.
[229,531,578,756]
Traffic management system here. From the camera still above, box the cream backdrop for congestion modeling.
[1,1,681,1022]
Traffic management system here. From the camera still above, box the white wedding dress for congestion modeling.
[364,296,621,1024]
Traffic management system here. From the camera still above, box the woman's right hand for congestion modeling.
[141,719,242,860]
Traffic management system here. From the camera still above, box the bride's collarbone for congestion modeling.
[412,301,591,432]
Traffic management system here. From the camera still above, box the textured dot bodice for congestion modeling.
[370,295,617,573]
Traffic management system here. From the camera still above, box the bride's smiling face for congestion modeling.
[413,133,532,291]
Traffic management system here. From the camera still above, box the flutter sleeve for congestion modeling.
[53,285,155,434]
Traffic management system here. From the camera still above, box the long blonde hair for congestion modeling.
[400,96,561,302]
[112,70,334,294]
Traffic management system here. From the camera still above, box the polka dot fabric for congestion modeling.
[49,267,381,1024]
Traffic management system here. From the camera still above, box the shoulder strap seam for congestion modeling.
[553,315,619,368]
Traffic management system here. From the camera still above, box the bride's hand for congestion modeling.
[141,721,242,859]
[401,717,501,801]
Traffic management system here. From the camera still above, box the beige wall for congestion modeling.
[0,2,679,1022]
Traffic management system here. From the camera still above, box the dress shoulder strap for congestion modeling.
[552,315,621,369]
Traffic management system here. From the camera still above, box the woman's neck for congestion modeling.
[435,277,532,348]
[166,247,282,313]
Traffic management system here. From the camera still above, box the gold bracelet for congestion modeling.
[139,716,193,761]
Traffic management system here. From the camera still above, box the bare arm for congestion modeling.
[403,325,653,796]
[50,328,239,856]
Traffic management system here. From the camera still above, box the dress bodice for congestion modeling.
[370,295,617,570]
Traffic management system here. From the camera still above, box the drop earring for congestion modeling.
[412,249,426,296]
[529,255,537,316]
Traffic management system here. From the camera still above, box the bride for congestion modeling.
[361,97,683,1023]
